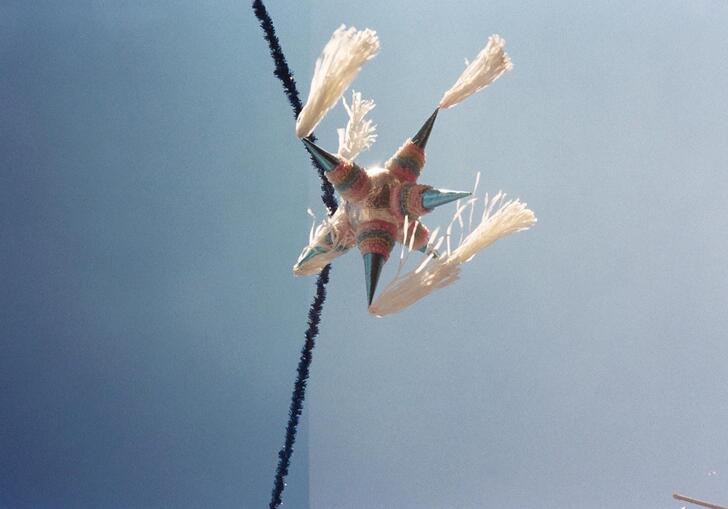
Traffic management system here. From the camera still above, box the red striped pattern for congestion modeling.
[326,161,371,203]
[385,141,426,183]
[356,220,397,259]
[389,183,431,220]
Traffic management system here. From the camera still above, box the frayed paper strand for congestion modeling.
[369,191,536,316]
[296,26,380,138]
[337,90,377,160]
[439,35,512,109]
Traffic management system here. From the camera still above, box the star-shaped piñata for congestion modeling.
[290,26,535,313]
[295,110,469,305]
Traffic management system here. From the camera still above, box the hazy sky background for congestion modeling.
[2,1,727,508]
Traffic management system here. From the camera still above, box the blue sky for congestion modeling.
[2,1,727,508]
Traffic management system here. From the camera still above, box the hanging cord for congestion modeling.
[269,264,330,509]
[251,1,338,507]
[252,0,338,215]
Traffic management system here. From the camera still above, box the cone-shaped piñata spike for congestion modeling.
[295,246,323,268]
[357,219,397,305]
[363,252,385,306]
[422,188,471,210]
[302,137,340,173]
[303,137,372,203]
[411,108,439,150]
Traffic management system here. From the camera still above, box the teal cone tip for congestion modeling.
[421,188,471,210]
[301,137,340,172]
[363,252,386,306]
[411,108,439,149]
[295,246,321,268]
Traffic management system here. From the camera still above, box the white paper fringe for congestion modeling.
[439,35,513,109]
[296,26,380,139]
[369,191,536,316]
[337,91,377,160]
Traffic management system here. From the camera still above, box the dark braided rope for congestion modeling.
[269,264,331,509]
[252,0,338,215]
[251,1,337,507]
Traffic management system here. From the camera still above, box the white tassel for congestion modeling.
[368,258,461,317]
[439,35,513,109]
[337,91,377,160]
[369,192,536,316]
[451,193,535,263]
[296,26,380,139]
